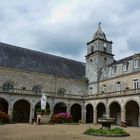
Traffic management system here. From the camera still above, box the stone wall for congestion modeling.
[0,66,86,95]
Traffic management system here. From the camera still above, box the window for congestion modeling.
[103,43,107,52]
[57,88,66,96]
[112,66,117,75]
[32,85,42,94]
[116,82,121,91]
[123,62,128,72]
[134,59,138,69]
[133,79,139,89]
[91,46,94,53]
[2,82,14,92]
[22,87,26,90]
[104,68,108,76]
[102,85,106,93]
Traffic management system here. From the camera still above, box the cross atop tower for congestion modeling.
[98,22,101,27]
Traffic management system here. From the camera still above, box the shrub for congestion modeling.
[84,127,129,137]
[0,111,9,123]
[50,112,72,123]
[36,109,50,115]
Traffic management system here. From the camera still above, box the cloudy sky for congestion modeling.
[0,0,140,62]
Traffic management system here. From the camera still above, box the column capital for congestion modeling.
[121,108,126,112]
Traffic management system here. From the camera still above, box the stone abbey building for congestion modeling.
[0,24,140,126]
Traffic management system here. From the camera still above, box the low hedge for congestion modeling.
[84,127,129,137]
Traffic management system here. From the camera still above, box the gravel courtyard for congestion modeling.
[0,124,140,140]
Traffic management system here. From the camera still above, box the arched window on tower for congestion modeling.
[2,81,14,92]
[91,46,94,53]
[32,85,42,94]
[103,43,107,53]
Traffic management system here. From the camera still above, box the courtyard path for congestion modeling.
[0,124,140,140]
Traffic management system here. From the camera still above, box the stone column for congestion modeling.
[8,105,13,121]
[67,103,71,113]
[138,108,140,127]
[93,110,97,124]
[81,102,86,123]
[50,104,54,116]
[138,113,140,127]
[29,105,35,123]
[121,108,126,123]
[106,107,110,118]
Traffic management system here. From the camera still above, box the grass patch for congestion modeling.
[84,127,129,137]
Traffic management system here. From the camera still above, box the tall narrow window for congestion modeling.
[133,79,139,89]
[116,82,121,91]
[134,59,138,69]
[104,68,108,76]
[91,46,94,53]
[123,62,128,72]
[102,85,106,93]
[112,66,117,75]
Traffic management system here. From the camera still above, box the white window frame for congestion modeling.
[116,82,121,91]
[123,64,127,72]
[112,66,117,75]
[134,59,138,69]
[102,85,106,93]
[104,68,108,76]
[133,79,139,89]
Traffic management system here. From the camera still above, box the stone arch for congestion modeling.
[34,101,50,119]
[96,102,106,121]
[70,103,81,122]
[124,98,139,107]
[125,100,139,126]
[0,98,9,113]
[108,100,121,108]
[109,102,121,125]
[86,104,93,123]
[13,99,30,123]
[54,102,67,114]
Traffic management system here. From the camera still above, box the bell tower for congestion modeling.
[86,23,114,94]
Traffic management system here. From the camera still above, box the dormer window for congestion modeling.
[112,66,117,75]
[123,62,129,72]
[134,59,139,69]
[104,68,108,76]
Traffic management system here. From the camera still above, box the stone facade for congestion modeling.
[0,24,140,126]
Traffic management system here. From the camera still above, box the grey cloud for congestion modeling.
[0,0,140,62]
[127,35,140,52]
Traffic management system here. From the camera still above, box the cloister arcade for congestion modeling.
[0,96,140,126]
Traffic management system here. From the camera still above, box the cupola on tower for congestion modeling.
[86,23,114,94]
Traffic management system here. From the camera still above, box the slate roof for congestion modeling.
[107,53,140,67]
[0,42,85,79]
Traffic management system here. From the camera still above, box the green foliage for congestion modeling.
[0,111,9,124]
[36,108,50,114]
[84,127,129,137]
